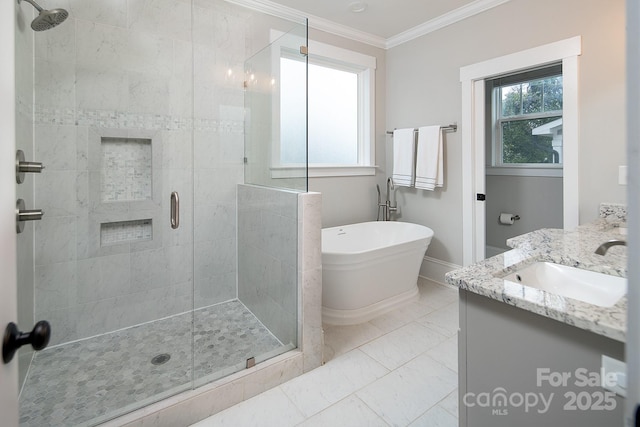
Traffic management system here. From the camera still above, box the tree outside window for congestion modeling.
[495,74,563,165]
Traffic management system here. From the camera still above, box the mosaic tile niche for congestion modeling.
[101,137,152,202]
[87,128,163,258]
[98,136,155,248]
[101,219,153,246]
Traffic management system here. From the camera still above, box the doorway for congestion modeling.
[484,66,565,257]
[460,36,581,265]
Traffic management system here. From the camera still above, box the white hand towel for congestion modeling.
[392,128,415,187]
[415,126,443,191]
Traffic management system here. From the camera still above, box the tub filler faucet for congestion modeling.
[377,177,398,221]
[594,239,627,255]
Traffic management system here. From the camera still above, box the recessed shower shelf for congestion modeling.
[101,137,152,202]
[101,219,152,246]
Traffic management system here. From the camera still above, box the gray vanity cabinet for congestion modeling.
[458,290,625,427]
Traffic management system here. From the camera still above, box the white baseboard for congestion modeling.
[419,255,462,287]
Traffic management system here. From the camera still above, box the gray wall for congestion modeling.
[386,0,626,265]
[486,175,563,250]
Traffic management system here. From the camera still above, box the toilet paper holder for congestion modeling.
[498,213,521,225]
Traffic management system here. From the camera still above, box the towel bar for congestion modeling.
[386,124,457,136]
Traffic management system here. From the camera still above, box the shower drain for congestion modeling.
[151,353,171,365]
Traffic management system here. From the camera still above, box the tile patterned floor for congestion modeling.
[192,278,459,427]
[19,300,283,427]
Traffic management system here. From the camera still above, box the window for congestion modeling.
[277,38,376,177]
[487,64,563,172]
[280,58,359,165]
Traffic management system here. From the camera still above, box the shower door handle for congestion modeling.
[170,191,179,229]
[3,321,51,364]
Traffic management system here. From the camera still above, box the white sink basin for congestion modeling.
[503,262,627,307]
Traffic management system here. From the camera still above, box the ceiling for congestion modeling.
[268,0,477,40]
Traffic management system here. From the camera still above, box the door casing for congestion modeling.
[1,0,19,424]
[460,36,581,265]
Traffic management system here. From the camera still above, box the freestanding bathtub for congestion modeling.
[321,221,434,325]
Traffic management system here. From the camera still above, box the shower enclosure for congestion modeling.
[11,0,310,425]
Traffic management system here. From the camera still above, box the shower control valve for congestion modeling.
[16,150,45,184]
[16,199,44,234]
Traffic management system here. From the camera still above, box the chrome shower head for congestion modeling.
[31,8,68,31]
[18,0,68,31]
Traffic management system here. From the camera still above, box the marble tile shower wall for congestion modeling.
[238,185,298,346]
[32,0,253,345]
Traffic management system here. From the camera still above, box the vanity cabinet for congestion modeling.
[458,290,625,427]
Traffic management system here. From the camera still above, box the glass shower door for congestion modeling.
[16,0,196,424]
[190,19,308,387]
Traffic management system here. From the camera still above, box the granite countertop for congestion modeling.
[445,219,628,342]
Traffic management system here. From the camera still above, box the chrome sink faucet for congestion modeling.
[376,178,398,221]
[594,239,627,255]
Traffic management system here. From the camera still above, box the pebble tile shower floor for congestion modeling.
[18,300,283,427]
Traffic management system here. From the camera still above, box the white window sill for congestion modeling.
[271,165,377,178]
[486,166,563,178]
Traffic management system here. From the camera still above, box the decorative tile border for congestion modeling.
[34,105,244,133]
[34,105,75,125]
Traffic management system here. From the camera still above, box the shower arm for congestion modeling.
[18,0,44,12]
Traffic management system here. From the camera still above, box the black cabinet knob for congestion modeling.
[2,320,51,364]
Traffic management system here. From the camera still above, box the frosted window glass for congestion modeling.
[280,58,307,164]
[281,58,358,165]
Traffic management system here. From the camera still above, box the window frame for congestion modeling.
[486,65,564,177]
[271,31,376,178]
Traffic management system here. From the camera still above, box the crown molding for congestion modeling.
[386,0,512,49]
[308,15,387,49]
[224,0,306,24]
[224,0,387,48]
[226,0,512,50]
